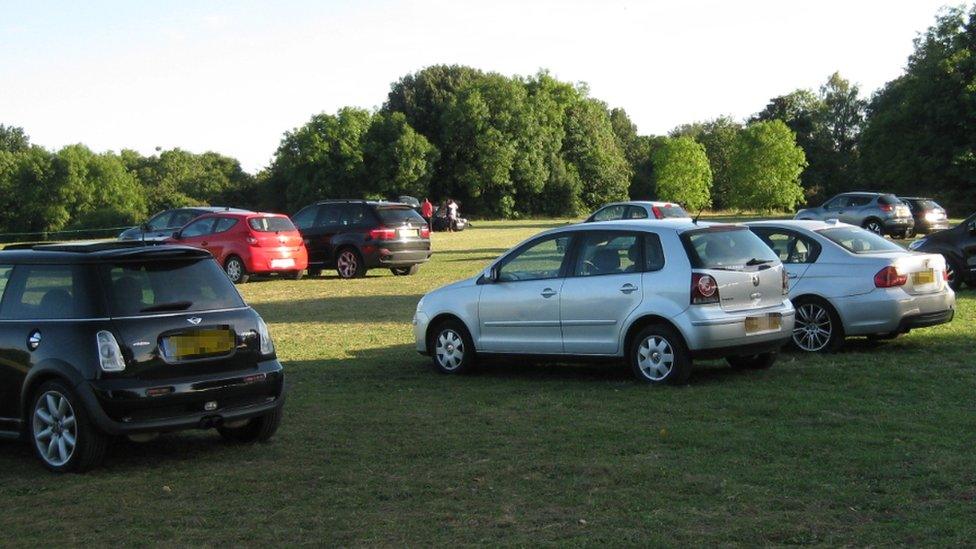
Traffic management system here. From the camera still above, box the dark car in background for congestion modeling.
[909,212,976,290]
[899,197,950,236]
[0,242,284,472]
[119,207,252,241]
[291,200,432,278]
[795,192,914,237]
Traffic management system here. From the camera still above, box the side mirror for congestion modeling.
[172,231,182,240]
[486,265,499,283]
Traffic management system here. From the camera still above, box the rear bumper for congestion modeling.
[77,358,285,435]
[833,287,955,335]
[882,218,914,234]
[898,308,954,331]
[914,220,950,233]
[363,242,432,267]
[676,300,795,352]
[246,247,308,273]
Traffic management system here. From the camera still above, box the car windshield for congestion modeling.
[681,227,779,270]
[101,259,245,316]
[376,206,425,225]
[818,226,905,254]
[249,217,296,232]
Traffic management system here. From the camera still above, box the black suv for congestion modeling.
[0,242,284,472]
[291,200,432,278]
[119,207,252,241]
[909,212,976,290]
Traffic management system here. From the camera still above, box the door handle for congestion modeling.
[787,273,799,279]
[619,283,638,294]
[540,288,557,298]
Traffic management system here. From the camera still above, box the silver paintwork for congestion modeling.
[745,220,955,339]
[414,220,795,359]
[32,391,77,467]
[794,192,913,235]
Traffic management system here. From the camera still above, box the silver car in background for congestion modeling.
[746,220,955,352]
[414,220,795,385]
[794,192,914,237]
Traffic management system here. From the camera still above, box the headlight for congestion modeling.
[908,238,926,251]
[256,316,275,356]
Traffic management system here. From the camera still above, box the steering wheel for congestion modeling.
[582,259,597,275]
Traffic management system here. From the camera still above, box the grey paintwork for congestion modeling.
[794,192,913,236]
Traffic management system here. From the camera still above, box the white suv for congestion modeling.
[413,220,795,384]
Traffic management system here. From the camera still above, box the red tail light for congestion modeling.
[246,235,259,246]
[879,203,893,213]
[691,273,719,305]
[420,226,430,238]
[874,266,907,288]
[651,206,664,219]
[943,269,949,281]
[369,227,397,241]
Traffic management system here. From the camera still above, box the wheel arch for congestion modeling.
[20,359,87,425]
[622,314,689,358]
[791,293,846,332]
[425,312,475,353]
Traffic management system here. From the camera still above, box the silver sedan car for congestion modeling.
[746,220,956,352]
[414,220,795,384]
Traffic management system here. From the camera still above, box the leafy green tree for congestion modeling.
[650,137,712,211]
[561,98,632,211]
[671,117,743,209]
[0,146,59,232]
[53,145,148,228]
[0,125,30,153]
[362,111,438,199]
[726,120,807,211]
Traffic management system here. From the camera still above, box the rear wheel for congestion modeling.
[307,267,323,277]
[391,265,420,276]
[727,352,777,370]
[30,380,108,472]
[225,256,250,284]
[336,249,366,279]
[944,255,964,291]
[791,297,844,352]
[863,218,883,235]
[218,406,283,443]
[285,270,304,280]
[430,319,476,374]
[629,324,691,385]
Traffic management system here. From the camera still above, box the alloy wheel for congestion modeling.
[866,221,882,235]
[225,259,243,282]
[636,335,674,381]
[435,329,464,371]
[337,251,358,278]
[32,391,78,468]
[793,303,832,352]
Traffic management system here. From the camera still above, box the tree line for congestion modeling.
[1,4,973,234]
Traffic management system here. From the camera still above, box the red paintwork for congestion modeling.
[166,212,309,274]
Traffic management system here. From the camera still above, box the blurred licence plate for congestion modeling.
[167,329,234,359]
[912,270,935,284]
[745,314,781,334]
[270,258,295,269]
[398,228,418,238]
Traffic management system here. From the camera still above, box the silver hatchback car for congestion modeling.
[414,220,795,384]
[794,192,914,237]
[746,220,955,352]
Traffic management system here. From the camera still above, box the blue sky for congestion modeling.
[0,0,953,171]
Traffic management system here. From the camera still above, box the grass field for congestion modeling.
[1,218,974,546]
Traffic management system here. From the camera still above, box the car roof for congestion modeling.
[0,241,213,264]
[311,199,412,208]
[552,219,734,234]
[195,211,290,219]
[745,219,851,231]
[898,196,932,201]
[598,200,684,208]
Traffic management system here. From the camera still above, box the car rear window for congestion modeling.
[878,195,903,206]
[101,259,245,316]
[249,216,296,232]
[915,200,941,209]
[654,204,689,218]
[817,226,905,254]
[681,227,779,270]
[375,206,425,225]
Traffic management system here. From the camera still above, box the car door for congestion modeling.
[841,195,871,225]
[142,211,174,240]
[823,195,849,221]
[478,233,574,354]
[0,264,20,428]
[167,209,204,237]
[292,205,323,264]
[207,217,239,263]
[560,231,645,355]
[751,227,820,294]
[177,217,218,254]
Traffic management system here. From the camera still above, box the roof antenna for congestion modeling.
[693,207,705,225]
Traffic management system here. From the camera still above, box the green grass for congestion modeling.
[1,218,974,546]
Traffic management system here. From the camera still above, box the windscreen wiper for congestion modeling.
[745,258,774,266]
[139,300,193,313]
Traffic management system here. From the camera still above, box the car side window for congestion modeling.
[145,212,172,230]
[291,206,318,230]
[825,196,847,209]
[317,206,342,227]
[592,205,626,222]
[0,265,12,302]
[754,229,818,264]
[498,235,572,282]
[181,218,216,238]
[850,196,872,207]
[213,218,238,233]
[644,232,665,271]
[625,206,649,220]
[339,205,367,226]
[0,265,96,319]
[573,232,641,277]
[169,210,200,228]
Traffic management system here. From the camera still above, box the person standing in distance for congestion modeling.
[447,199,459,232]
[421,197,433,230]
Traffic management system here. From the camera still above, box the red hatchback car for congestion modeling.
[168,211,309,283]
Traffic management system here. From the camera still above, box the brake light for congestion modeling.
[782,268,789,295]
[96,331,126,372]
[943,269,949,281]
[420,226,430,238]
[246,235,259,246]
[691,273,719,305]
[874,266,907,288]
[651,206,664,219]
[879,203,893,213]
[369,227,397,240]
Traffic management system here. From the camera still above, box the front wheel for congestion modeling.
[225,256,250,284]
[727,352,777,370]
[336,249,366,279]
[629,324,691,385]
[217,406,283,443]
[430,320,476,374]
[391,265,420,276]
[791,297,844,352]
[30,380,109,472]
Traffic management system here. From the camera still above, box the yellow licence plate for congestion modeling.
[167,330,235,359]
[912,270,935,285]
[398,228,418,238]
[745,315,781,334]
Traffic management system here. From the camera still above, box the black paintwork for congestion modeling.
[0,242,283,439]
[912,213,976,286]
[899,197,951,234]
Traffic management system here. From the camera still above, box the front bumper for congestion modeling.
[677,301,795,353]
[77,358,285,435]
[833,287,955,336]
[414,311,431,354]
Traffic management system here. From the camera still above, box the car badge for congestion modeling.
[187,317,202,325]
[752,274,760,287]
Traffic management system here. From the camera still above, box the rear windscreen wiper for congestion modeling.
[140,301,193,313]
[745,258,774,266]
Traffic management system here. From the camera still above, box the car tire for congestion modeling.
[862,218,884,235]
[791,296,845,352]
[307,267,323,277]
[429,319,476,374]
[391,265,420,276]
[285,270,304,280]
[225,256,250,284]
[29,380,109,473]
[629,324,691,385]
[217,406,283,443]
[892,230,907,239]
[944,254,964,291]
[335,248,366,279]
[726,352,777,370]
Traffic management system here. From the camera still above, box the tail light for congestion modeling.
[255,316,275,356]
[651,206,664,219]
[879,203,893,213]
[96,331,126,372]
[691,273,719,305]
[943,269,949,281]
[874,266,907,288]
[781,268,789,295]
[369,227,397,241]
[246,235,259,246]
[420,226,430,238]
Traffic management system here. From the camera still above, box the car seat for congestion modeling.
[112,276,144,309]
[38,289,74,317]
[591,248,621,275]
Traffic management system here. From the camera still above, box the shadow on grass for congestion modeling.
[253,294,423,324]
[430,247,509,256]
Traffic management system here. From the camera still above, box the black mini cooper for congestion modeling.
[0,242,284,472]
